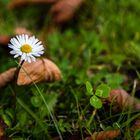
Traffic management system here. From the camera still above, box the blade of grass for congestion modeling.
[70,87,84,140]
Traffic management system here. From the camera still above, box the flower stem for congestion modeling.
[12,60,25,126]
[14,60,25,83]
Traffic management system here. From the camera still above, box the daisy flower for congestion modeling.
[8,34,44,63]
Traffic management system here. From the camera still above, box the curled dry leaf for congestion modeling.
[0,118,10,140]
[0,68,16,88]
[131,117,140,132]
[8,0,57,9]
[8,0,83,24]
[85,130,121,140]
[17,58,62,85]
[0,27,32,46]
[0,58,62,88]
[15,27,32,36]
[50,0,84,24]
[0,35,10,45]
[108,89,140,110]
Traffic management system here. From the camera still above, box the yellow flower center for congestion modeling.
[20,44,32,53]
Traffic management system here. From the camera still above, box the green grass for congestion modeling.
[0,0,140,139]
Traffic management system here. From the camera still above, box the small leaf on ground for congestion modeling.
[50,0,84,24]
[0,68,16,88]
[95,84,110,98]
[108,89,140,110]
[0,117,10,140]
[15,27,32,36]
[8,0,57,9]
[131,117,140,132]
[0,58,62,87]
[0,35,10,45]
[17,58,62,85]
[86,81,93,96]
[90,95,102,109]
[85,129,121,140]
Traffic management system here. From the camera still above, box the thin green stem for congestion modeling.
[70,87,84,140]
[87,110,96,128]
[33,83,63,140]
[12,60,25,126]
[14,60,25,83]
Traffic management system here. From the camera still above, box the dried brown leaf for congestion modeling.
[50,0,83,24]
[17,58,62,85]
[85,130,121,140]
[0,118,10,140]
[0,35,10,45]
[0,27,32,46]
[108,89,140,110]
[8,0,83,24]
[8,0,57,9]
[0,68,16,88]
[131,117,140,132]
[0,58,62,88]
[15,27,32,36]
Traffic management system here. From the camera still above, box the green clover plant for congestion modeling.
[86,81,111,109]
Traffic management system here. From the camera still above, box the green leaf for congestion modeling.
[106,73,125,88]
[86,81,93,96]
[2,114,11,127]
[112,122,120,129]
[31,96,42,107]
[134,129,140,140]
[95,84,110,98]
[90,95,102,109]
[40,93,59,118]
[17,111,28,127]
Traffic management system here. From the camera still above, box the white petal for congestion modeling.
[31,52,41,57]
[10,50,17,55]
[30,55,36,62]
[21,34,26,43]
[14,54,20,58]
[28,36,35,46]
[10,39,19,48]
[9,45,20,51]
[31,38,39,46]
[8,44,14,49]
[17,35,24,45]
[13,38,21,47]
[21,53,26,61]
[25,34,29,43]
[34,41,42,46]
[27,57,31,63]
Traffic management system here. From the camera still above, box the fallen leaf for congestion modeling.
[50,0,84,24]
[8,0,83,24]
[15,27,32,36]
[0,68,16,88]
[0,35,10,45]
[0,27,32,46]
[0,118,10,140]
[17,58,62,85]
[8,0,57,9]
[131,117,140,132]
[108,89,140,110]
[0,58,62,88]
[85,130,121,140]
